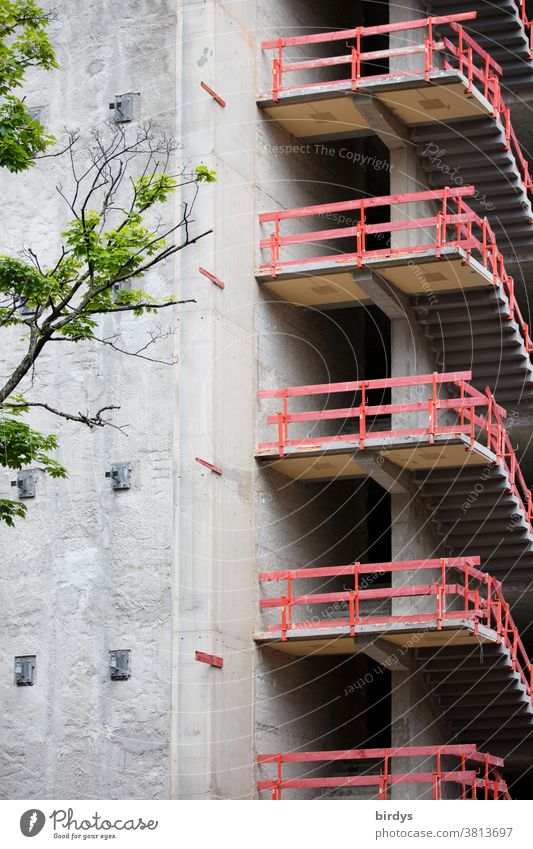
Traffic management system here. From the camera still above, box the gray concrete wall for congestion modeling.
[0,0,374,802]
[253,0,386,794]
[174,0,369,801]
[0,0,461,803]
[387,0,455,800]
[0,0,179,800]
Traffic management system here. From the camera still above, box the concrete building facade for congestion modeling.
[1,0,533,800]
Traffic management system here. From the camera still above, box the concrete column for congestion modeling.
[387,0,451,800]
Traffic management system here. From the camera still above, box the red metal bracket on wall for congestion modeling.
[201,81,226,107]
[196,457,223,475]
[199,267,225,289]
[195,650,223,668]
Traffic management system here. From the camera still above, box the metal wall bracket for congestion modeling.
[112,281,129,300]
[109,93,139,123]
[13,295,36,316]
[11,470,37,499]
[14,656,36,686]
[105,463,132,490]
[109,650,130,680]
[27,107,42,123]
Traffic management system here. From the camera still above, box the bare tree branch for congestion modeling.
[36,130,80,162]
[91,326,179,365]
[2,401,127,432]
[0,122,214,406]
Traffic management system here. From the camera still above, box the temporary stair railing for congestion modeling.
[258,370,533,526]
[262,16,532,195]
[259,556,533,701]
[257,745,510,800]
[440,21,531,193]
[259,186,533,355]
[517,0,533,55]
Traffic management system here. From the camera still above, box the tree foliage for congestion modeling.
[0,396,66,525]
[0,5,216,525]
[0,0,57,171]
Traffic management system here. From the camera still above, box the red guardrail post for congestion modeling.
[424,18,433,82]
[274,754,282,800]
[273,39,283,101]
[382,751,389,800]
[359,383,367,450]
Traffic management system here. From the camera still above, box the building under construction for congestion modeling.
[1,0,533,800]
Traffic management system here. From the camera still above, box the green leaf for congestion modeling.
[194,163,216,183]
[0,409,67,477]
[0,498,27,526]
[0,2,57,170]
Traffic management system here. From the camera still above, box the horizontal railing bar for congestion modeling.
[266,610,485,632]
[276,68,461,97]
[258,187,476,223]
[258,771,479,790]
[257,424,474,451]
[259,211,479,250]
[261,12,478,49]
[261,582,463,608]
[264,396,494,426]
[283,41,447,73]
[258,240,480,272]
[259,557,481,582]
[258,744,492,763]
[258,371,472,399]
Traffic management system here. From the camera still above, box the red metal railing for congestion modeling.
[262,16,533,196]
[261,14,500,103]
[258,745,510,800]
[258,370,533,527]
[259,556,533,702]
[259,186,533,355]
[517,0,533,56]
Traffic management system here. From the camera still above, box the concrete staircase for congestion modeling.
[417,642,533,757]
[413,287,533,412]
[413,464,533,596]
[412,115,533,261]
[426,0,533,93]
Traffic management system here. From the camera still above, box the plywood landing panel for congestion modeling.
[256,437,491,479]
[375,81,489,125]
[259,451,366,481]
[256,623,495,656]
[259,636,358,656]
[377,257,490,294]
[256,254,491,307]
[382,441,489,471]
[259,74,490,140]
[381,628,494,648]
[264,95,370,138]
[260,270,368,306]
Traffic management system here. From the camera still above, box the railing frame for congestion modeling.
[257,745,510,800]
[259,187,533,355]
[258,371,533,529]
[517,0,533,56]
[262,14,496,101]
[259,556,533,704]
[262,16,532,196]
